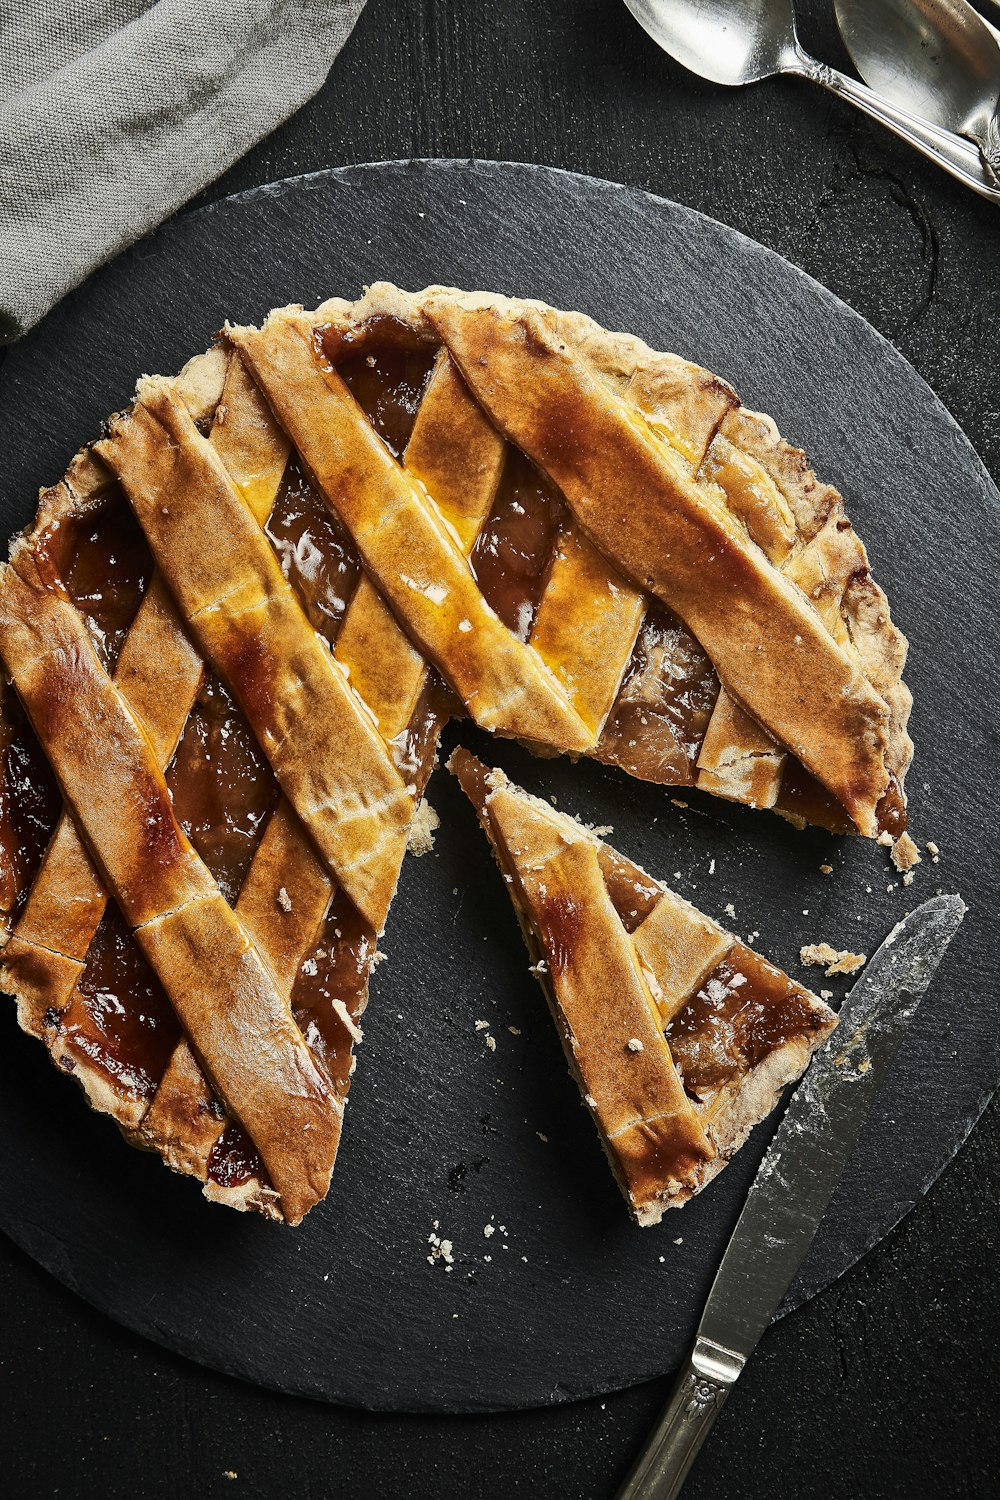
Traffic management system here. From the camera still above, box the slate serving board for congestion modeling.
[0,161,995,1414]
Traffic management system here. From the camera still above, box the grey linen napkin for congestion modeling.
[0,0,367,342]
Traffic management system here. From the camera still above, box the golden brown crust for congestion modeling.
[425,291,894,835]
[0,555,342,1224]
[0,279,904,1224]
[451,748,836,1224]
[135,893,340,1226]
[95,381,413,933]
[230,312,594,756]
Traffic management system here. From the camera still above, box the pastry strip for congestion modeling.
[0,561,340,1223]
[229,314,595,755]
[452,749,836,1223]
[426,293,892,835]
[143,346,507,1186]
[95,380,413,932]
[482,783,714,1211]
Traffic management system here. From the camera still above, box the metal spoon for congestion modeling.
[622,0,1000,203]
[835,0,1000,181]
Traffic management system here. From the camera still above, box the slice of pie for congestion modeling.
[451,749,837,1222]
[0,283,907,1222]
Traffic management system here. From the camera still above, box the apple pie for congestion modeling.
[0,284,910,1222]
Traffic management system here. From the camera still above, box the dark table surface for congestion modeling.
[2,1,998,1496]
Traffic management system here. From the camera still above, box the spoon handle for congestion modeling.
[789,48,1000,205]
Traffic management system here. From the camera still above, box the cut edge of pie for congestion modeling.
[0,281,907,1222]
[450,747,838,1224]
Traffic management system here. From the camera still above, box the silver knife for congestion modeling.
[616,893,967,1500]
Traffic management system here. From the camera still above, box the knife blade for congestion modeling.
[616,893,967,1500]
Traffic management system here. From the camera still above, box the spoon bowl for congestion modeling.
[622,0,799,86]
[835,0,1000,176]
[622,0,1000,202]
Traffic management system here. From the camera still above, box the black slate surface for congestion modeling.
[1,0,999,1494]
[0,156,996,1415]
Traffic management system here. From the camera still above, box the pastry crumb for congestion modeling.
[800,942,866,976]
[407,799,440,856]
[484,1223,495,1238]
[877,830,893,847]
[584,1093,597,1108]
[626,1037,644,1053]
[475,1019,490,1031]
[819,863,833,876]
[724,903,736,919]
[427,1229,455,1267]
[890,832,921,872]
[536,1131,548,1142]
[903,870,914,887]
[926,840,940,862]
[508,1025,521,1035]
[670,798,688,809]
[485,1034,496,1052]
[276,886,292,913]
[820,989,833,1001]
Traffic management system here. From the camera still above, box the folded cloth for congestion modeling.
[0,0,367,342]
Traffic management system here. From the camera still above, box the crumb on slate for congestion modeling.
[800,942,866,976]
[407,798,440,856]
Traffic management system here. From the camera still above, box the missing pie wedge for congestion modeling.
[0,283,907,1222]
[451,749,838,1222]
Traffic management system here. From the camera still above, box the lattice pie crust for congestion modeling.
[0,285,910,1224]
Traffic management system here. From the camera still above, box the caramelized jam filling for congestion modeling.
[875,775,908,839]
[596,847,664,934]
[667,943,827,1097]
[266,456,361,645]
[472,448,566,640]
[617,1115,713,1200]
[774,757,856,837]
[390,677,454,794]
[207,1120,264,1191]
[62,489,153,670]
[61,905,180,1098]
[290,889,377,1101]
[337,335,438,459]
[166,674,279,904]
[0,689,61,927]
[598,604,720,785]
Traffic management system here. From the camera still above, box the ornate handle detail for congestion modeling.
[982,115,1000,186]
[789,46,1000,206]
[614,1338,744,1500]
[797,55,835,90]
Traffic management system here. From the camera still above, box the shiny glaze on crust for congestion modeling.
[666,941,828,1097]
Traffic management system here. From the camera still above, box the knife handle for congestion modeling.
[614,1338,744,1500]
